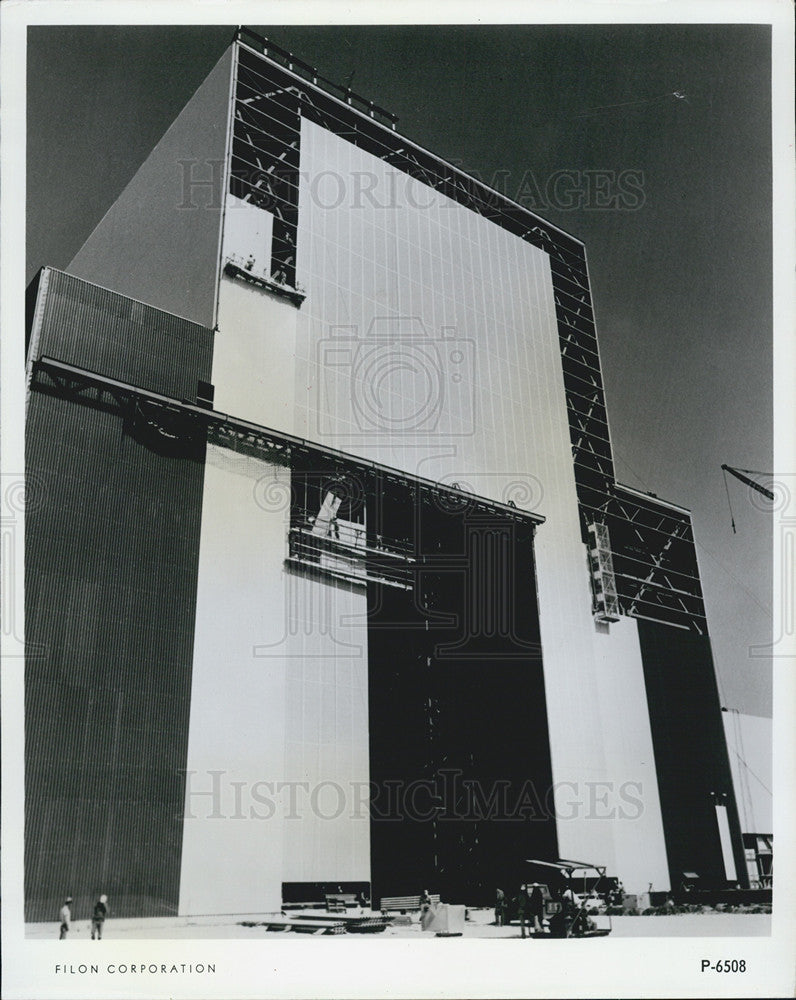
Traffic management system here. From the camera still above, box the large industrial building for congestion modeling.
[24,28,747,920]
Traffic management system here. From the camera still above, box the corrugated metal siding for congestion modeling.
[33,269,213,399]
[25,277,209,921]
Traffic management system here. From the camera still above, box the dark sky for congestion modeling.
[26,23,774,715]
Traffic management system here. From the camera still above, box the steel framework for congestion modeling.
[228,28,708,633]
[31,356,544,529]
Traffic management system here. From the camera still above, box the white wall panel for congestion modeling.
[180,443,370,914]
[212,197,298,433]
[179,447,289,915]
[292,119,668,887]
[280,571,370,884]
[591,617,670,892]
[722,712,773,835]
[199,115,670,892]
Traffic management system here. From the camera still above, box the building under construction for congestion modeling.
[24,28,747,920]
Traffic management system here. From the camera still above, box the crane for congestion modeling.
[721,465,775,502]
[721,465,775,533]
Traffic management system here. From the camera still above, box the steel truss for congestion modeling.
[31,356,544,529]
[230,28,708,633]
[232,49,302,287]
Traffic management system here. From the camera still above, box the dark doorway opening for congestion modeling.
[367,480,558,907]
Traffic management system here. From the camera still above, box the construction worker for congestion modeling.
[91,894,109,940]
[59,897,72,939]
[494,887,506,926]
[517,884,532,938]
[529,883,545,933]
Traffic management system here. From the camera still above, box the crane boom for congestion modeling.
[721,465,775,501]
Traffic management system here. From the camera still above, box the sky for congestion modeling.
[26,22,774,716]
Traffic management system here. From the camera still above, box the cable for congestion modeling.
[568,92,688,120]
[729,747,772,798]
[732,709,754,832]
[722,466,737,534]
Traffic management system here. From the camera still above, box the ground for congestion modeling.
[27,907,771,940]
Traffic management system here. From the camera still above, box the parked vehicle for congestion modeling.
[522,859,613,937]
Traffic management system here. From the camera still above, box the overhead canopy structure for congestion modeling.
[526,858,608,874]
